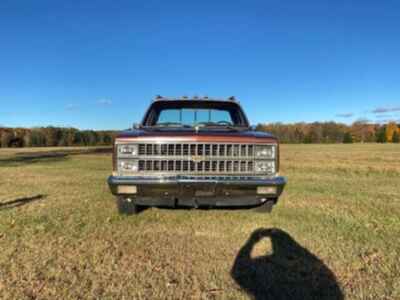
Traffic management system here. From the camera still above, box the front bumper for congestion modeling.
[108,175,287,207]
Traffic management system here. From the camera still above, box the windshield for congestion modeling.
[142,100,249,127]
[156,108,234,126]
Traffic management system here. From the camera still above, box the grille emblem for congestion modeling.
[191,155,203,163]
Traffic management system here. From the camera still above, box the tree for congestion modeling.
[58,128,77,146]
[322,122,346,143]
[102,131,114,145]
[23,131,32,147]
[343,132,353,143]
[66,128,78,146]
[88,131,98,146]
[306,123,323,143]
[42,127,59,146]
[392,131,400,143]
[350,121,376,143]
[376,126,387,143]
[386,122,399,142]
[1,130,13,147]
[30,129,47,146]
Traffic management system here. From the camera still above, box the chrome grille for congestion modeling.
[138,143,254,157]
[138,159,254,173]
[136,143,255,174]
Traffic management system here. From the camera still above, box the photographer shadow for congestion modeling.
[231,228,343,300]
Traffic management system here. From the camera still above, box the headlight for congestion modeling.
[255,145,276,159]
[118,144,138,156]
[118,160,139,172]
[255,161,275,174]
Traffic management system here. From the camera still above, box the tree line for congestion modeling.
[256,121,400,144]
[0,122,399,148]
[0,127,116,148]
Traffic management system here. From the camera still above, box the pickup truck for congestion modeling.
[108,96,286,214]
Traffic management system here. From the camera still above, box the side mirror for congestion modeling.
[250,125,257,131]
[132,123,140,129]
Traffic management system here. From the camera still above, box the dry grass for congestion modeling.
[0,144,399,299]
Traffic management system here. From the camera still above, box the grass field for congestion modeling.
[0,144,399,299]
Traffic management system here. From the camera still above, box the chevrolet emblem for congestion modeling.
[191,155,204,163]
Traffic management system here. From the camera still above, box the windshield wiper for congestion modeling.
[196,122,247,131]
[152,122,193,128]
[196,122,229,127]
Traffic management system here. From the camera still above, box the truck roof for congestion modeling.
[153,96,238,103]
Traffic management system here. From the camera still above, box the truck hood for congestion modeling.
[116,128,277,141]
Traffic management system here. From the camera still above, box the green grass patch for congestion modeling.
[1,145,399,299]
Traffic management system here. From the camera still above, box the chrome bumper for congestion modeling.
[108,175,287,186]
[108,175,287,207]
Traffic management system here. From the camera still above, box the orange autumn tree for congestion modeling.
[386,122,400,142]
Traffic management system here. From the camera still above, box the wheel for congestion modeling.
[254,198,277,213]
[116,196,140,215]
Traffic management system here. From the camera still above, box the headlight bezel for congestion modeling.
[116,143,139,175]
[118,159,139,172]
[255,144,276,159]
[118,144,139,157]
[254,144,278,175]
[254,160,276,175]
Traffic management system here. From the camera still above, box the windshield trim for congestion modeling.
[141,100,250,127]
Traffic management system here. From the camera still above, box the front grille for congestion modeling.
[136,143,255,174]
[138,159,254,173]
[138,143,254,157]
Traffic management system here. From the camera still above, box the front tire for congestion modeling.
[116,196,140,215]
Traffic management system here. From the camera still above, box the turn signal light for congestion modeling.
[257,186,277,195]
[117,185,137,194]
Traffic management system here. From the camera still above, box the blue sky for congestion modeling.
[1,0,399,130]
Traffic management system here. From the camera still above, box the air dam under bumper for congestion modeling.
[108,175,287,207]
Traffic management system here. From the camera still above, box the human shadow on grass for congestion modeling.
[0,194,46,211]
[0,153,69,166]
[16,147,112,157]
[0,147,112,167]
[231,228,343,300]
